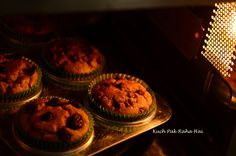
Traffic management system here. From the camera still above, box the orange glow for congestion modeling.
[232,12,236,34]
[194,32,200,40]
[201,2,236,77]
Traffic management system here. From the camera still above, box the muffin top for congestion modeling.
[0,54,39,95]
[92,77,153,115]
[44,38,103,74]
[18,97,91,143]
[2,16,56,36]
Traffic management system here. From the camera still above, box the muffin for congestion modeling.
[88,73,156,122]
[14,96,94,152]
[42,38,105,90]
[0,15,58,44]
[0,53,42,112]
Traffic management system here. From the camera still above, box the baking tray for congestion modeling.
[0,81,171,156]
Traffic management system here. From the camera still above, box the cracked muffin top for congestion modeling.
[44,38,103,75]
[92,77,153,115]
[18,97,91,143]
[0,53,39,95]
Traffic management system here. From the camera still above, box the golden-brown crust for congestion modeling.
[92,77,153,115]
[45,38,103,74]
[0,54,39,95]
[19,98,90,142]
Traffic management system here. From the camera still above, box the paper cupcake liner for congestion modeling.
[43,71,92,91]
[88,73,157,122]
[94,107,157,133]
[0,57,42,105]
[0,84,42,111]
[0,22,57,45]
[15,96,94,152]
[95,121,142,133]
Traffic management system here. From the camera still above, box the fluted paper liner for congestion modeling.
[88,73,156,123]
[14,96,94,152]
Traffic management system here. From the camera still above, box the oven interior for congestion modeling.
[0,3,236,156]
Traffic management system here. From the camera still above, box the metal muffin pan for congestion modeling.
[0,81,171,155]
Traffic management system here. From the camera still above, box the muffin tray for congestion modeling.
[0,82,171,156]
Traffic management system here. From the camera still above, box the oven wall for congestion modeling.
[82,8,236,155]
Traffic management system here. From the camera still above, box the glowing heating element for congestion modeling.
[201,3,236,77]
